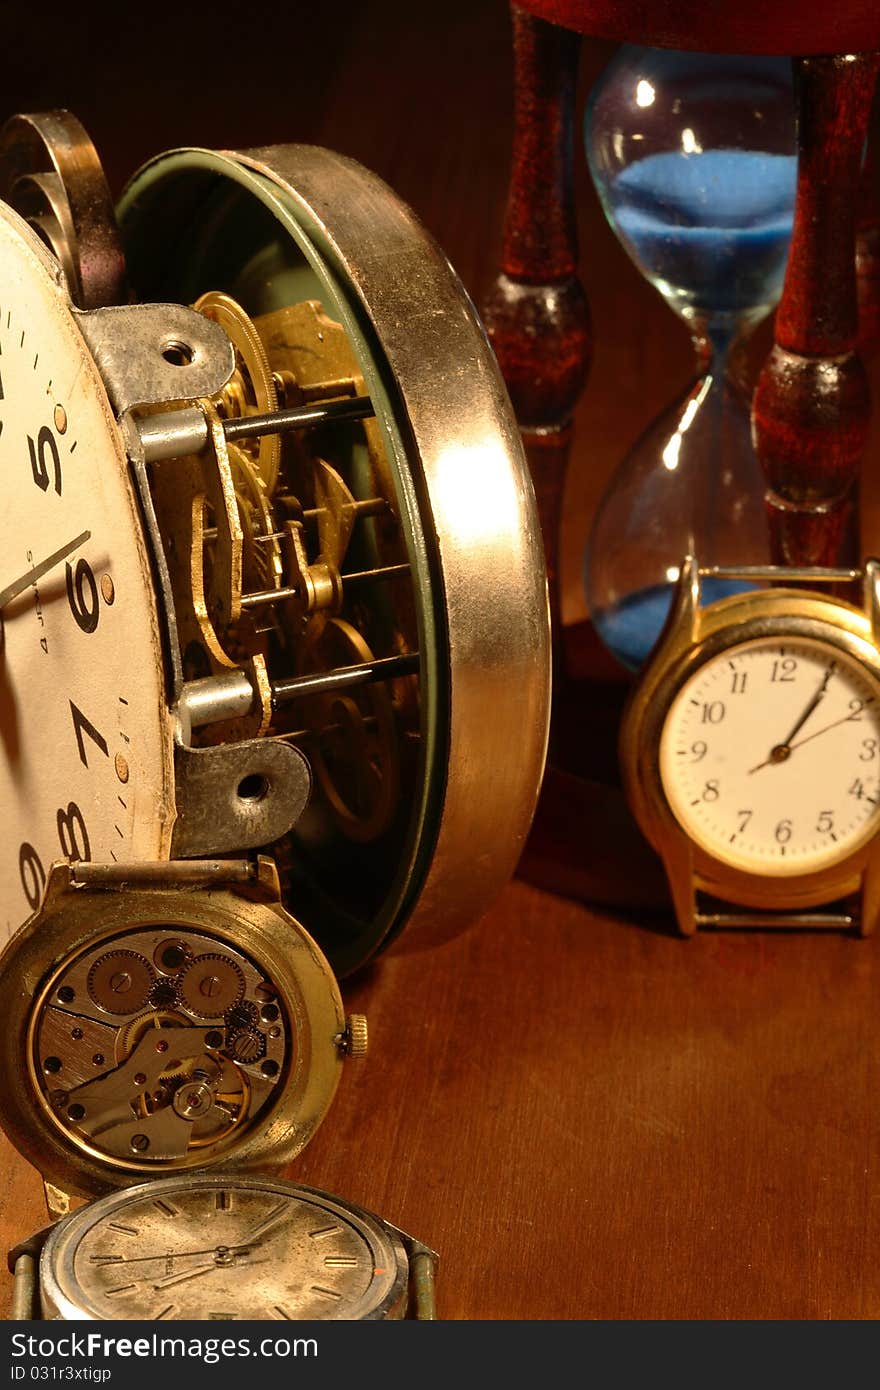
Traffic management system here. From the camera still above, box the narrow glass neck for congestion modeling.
[683,308,764,374]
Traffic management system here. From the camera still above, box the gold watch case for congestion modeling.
[621,557,880,935]
[0,859,352,1206]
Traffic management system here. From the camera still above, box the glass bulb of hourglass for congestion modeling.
[583,48,797,671]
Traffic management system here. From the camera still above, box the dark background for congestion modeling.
[0,0,702,630]
[4,0,880,1322]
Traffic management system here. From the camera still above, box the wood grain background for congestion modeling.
[2,0,880,1320]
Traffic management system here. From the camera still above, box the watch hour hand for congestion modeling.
[151,1260,216,1290]
[0,530,90,610]
[787,707,867,754]
[236,1203,291,1250]
[748,661,836,774]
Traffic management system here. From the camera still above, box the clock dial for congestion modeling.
[0,206,173,937]
[659,635,880,874]
[44,1178,407,1320]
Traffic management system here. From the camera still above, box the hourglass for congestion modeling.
[584,48,797,672]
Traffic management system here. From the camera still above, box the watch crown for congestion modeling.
[339,1014,368,1059]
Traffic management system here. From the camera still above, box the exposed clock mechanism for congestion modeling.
[0,110,551,976]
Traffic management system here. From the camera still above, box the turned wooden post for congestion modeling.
[753,54,880,566]
[482,5,591,666]
[856,86,880,355]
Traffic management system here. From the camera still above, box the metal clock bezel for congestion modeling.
[39,1174,412,1322]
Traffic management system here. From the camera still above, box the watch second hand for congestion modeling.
[786,708,871,757]
[0,530,91,610]
[748,662,836,774]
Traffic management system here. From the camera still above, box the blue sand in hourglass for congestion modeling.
[592,577,755,674]
[610,148,797,314]
[587,146,796,670]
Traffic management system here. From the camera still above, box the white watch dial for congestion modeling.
[0,206,173,938]
[659,635,880,874]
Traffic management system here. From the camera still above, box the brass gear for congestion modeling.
[87,951,154,1016]
[227,1029,266,1064]
[301,618,400,842]
[179,954,246,1018]
[114,1008,191,1065]
[228,439,282,593]
[194,291,280,494]
[135,1055,252,1147]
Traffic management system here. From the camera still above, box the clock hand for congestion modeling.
[99,1244,243,1266]
[748,662,836,774]
[749,705,866,774]
[0,530,91,609]
[786,708,868,755]
[778,661,836,746]
[236,1204,291,1249]
[151,1260,218,1290]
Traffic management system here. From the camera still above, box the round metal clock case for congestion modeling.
[0,132,551,974]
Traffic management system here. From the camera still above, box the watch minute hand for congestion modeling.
[236,1206,291,1250]
[0,530,91,610]
[152,1260,217,1290]
[778,661,836,748]
[747,662,838,774]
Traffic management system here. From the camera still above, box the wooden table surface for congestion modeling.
[3,867,879,1321]
[3,0,880,1323]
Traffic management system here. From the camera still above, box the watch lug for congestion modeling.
[863,558,880,648]
[250,854,284,903]
[860,853,880,935]
[647,555,701,674]
[676,554,702,642]
[408,1246,438,1320]
[662,837,697,936]
[36,861,78,913]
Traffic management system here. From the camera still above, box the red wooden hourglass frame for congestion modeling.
[483,2,880,909]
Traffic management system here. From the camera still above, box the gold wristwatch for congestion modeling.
[0,110,550,1319]
[621,558,880,934]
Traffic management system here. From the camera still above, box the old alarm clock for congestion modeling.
[0,109,550,1319]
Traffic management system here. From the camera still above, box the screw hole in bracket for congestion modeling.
[161,339,195,367]
[237,773,270,803]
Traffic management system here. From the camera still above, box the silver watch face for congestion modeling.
[40,1174,409,1320]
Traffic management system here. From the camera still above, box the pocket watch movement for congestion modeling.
[621,557,880,934]
[0,858,356,1202]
